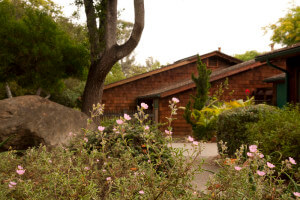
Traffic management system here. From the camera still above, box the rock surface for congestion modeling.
[0,95,92,150]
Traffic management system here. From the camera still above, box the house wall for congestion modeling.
[158,62,285,137]
[102,57,234,112]
[102,58,285,137]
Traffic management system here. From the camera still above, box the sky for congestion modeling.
[53,0,299,65]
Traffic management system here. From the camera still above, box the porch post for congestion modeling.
[153,98,159,123]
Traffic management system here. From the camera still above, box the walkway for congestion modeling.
[171,142,220,191]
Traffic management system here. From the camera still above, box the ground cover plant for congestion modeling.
[0,98,204,200]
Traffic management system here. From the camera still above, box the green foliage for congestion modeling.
[104,62,126,85]
[216,104,276,156]
[0,0,89,97]
[183,56,211,140]
[0,100,202,199]
[234,50,261,61]
[204,143,299,199]
[50,78,86,108]
[246,105,300,165]
[264,5,300,46]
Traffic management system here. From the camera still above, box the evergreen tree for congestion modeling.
[183,56,211,139]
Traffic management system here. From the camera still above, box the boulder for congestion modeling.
[0,95,93,150]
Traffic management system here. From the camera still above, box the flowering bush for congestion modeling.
[0,98,203,199]
[203,142,299,200]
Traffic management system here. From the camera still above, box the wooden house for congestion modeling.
[257,42,300,107]
[102,50,284,136]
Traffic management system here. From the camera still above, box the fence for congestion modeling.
[99,109,154,123]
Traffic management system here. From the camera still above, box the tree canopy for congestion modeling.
[265,5,300,46]
[0,0,89,98]
[234,50,261,61]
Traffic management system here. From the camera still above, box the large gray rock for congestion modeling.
[0,95,93,150]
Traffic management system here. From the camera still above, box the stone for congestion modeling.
[0,95,93,150]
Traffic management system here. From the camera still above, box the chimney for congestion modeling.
[218,47,221,52]
[270,43,274,51]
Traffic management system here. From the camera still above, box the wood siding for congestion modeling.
[102,56,285,136]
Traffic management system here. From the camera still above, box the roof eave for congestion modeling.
[255,46,300,61]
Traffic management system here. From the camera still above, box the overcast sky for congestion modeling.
[53,0,299,65]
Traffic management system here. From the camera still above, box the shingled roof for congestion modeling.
[138,59,264,98]
[104,51,242,90]
[263,73,285,83]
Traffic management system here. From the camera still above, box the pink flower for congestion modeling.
[141,103,148,109]
[234,166,242,171]
[96,159,99,162]
[102,169,107,172]
[289,157,297,165]
[8,181,17,188]
[187,136,194,142]
[258,153,264,158]
[84,137,88,143]
[116,119,124,125]
[48,160,52,163]
[148,159,151,163]
[193,141,199,146]
[84,167,90,170]
[144,125,149,130]
[267,162,275,168]
[256,170,265,176]
[165,130,172,135]
[247,152,253,157]
[139,190,145,194]
[124,113,131,121]
[106,177,111,181]
[172,97,179,103]
[98,126,105,131]
[293,192,300,197]
[16,166,25,175]
[249,145,257,153]
[69,132,73,136]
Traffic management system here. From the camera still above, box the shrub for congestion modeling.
[247,105,300,167]
[216,104,275,156]
[0,98,203,199]
[203,142,299,199]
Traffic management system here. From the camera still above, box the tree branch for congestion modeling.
[116,0,144,60]
[83,0,100,62]
[105,0,117,49]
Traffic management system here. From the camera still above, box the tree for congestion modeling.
[0,0,89,98]
[234,50,261,61]
[183,56,211,140]
[79,0,144,114]
[104,62,126,85]
[265,5,300,46]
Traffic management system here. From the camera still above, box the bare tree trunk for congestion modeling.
[82,55,116,114]
[5,82,12,98]
[81,0,144,115]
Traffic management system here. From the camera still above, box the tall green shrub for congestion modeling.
[247,105,300,164]
[183,56,211,140]
[216,104,275,156]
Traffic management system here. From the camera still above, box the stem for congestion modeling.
[5,82,12,98]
